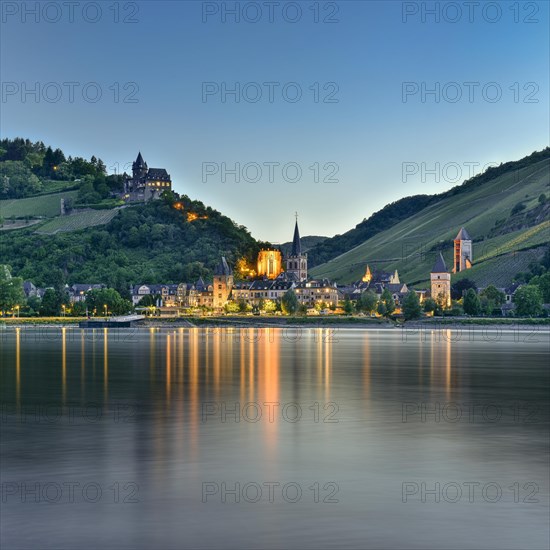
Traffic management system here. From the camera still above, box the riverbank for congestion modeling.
[2,315,548,330]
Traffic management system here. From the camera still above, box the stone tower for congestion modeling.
[431,252,451,308]
[132,151,148,181]
[285,218,307,282]
[213,257,233,310]
[453,227,473,273]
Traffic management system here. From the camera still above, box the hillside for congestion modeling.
[307,148,550,269]
[0,138,268,295]
[279,235,327,257]
[0,195,265,295]
[310,152,550,288]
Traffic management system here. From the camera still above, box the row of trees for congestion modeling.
[0,138,124,201]
[0,267,132,317]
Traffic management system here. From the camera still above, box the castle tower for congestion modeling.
[453,227,473,273]
[285,217,307,282]
[213,257,233,309]
[132,152,148,181]
[431,252,451,308]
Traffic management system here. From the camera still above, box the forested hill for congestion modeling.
[0,196,265,294]
[307,148,550,268]
[0,138,267,294]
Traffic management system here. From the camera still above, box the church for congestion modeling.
[124,152,172,201]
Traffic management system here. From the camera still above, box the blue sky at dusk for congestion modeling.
[2,1,549,242]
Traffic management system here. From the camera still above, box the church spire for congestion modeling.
[135,151,145,166]
[291,217,301,256]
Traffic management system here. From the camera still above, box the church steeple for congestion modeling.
[286,214,307,282]
[291,219,301,256]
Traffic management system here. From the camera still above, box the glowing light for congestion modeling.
[362,265,372,283]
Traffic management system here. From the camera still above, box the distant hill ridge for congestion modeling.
[310,148,550,288]
[307,148,550,269]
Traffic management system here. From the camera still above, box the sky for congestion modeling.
[1,0,549,243]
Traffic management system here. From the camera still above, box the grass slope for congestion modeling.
[0,190,79,218]
[35,208,121,234]
[310,158,550,287]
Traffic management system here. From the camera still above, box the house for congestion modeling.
[294,279,339,308]
[67,284,105,303]
[22,281,37,298]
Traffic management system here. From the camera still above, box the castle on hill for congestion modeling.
[123,152,172,201]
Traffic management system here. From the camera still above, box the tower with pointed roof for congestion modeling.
[431,252,451,308]
[213,256,233,309]
[285,217,308,282]
[132,151,148,181]
[453,227,473,273]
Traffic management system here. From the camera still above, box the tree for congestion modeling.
[72,301,88,316]
[281,289,299,315]
[538,193,547,205]
[380,288,395,317]
[513,285,543,317]
[343,298,354,315]
[86,288,132,316]
[423,297,437,315]
[480,285,505,306]
[402,291,422,320]
[463,288,481,315]
[451,278,477,300]
[0,161,42,198]
[263,300,276,313]
[224,300,239,314]
[0,266,25,315]
[356,290,378,314]
[39,289,63,316]
[26,295,42,314]
[529,272,550,303]
[376,302,387,316]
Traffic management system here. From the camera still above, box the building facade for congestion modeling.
[213,257,233,310]
[453,227,473,273]
[257,249,283,279]
[430,252,451,307]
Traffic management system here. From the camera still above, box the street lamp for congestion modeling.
[15,305,20,318]
[104,304,108,317]
[62,304,66,318]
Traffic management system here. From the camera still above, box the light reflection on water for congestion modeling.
[1,327,549,549]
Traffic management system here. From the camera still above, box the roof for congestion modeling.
[70,283,104,293]
[133,152,147,168]
[431,252,449,273]
[214,257,232,276]
[250,280,272,291]
[147,168,170,180]
[455,227,471,241]
[291,220,301,256]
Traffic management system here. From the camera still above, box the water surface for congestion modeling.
[1,327,548,549]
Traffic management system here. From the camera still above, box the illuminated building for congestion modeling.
[257,249,283,279]
[453,227,473,273]
[213,257,234,310]
[124,152,172,201]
